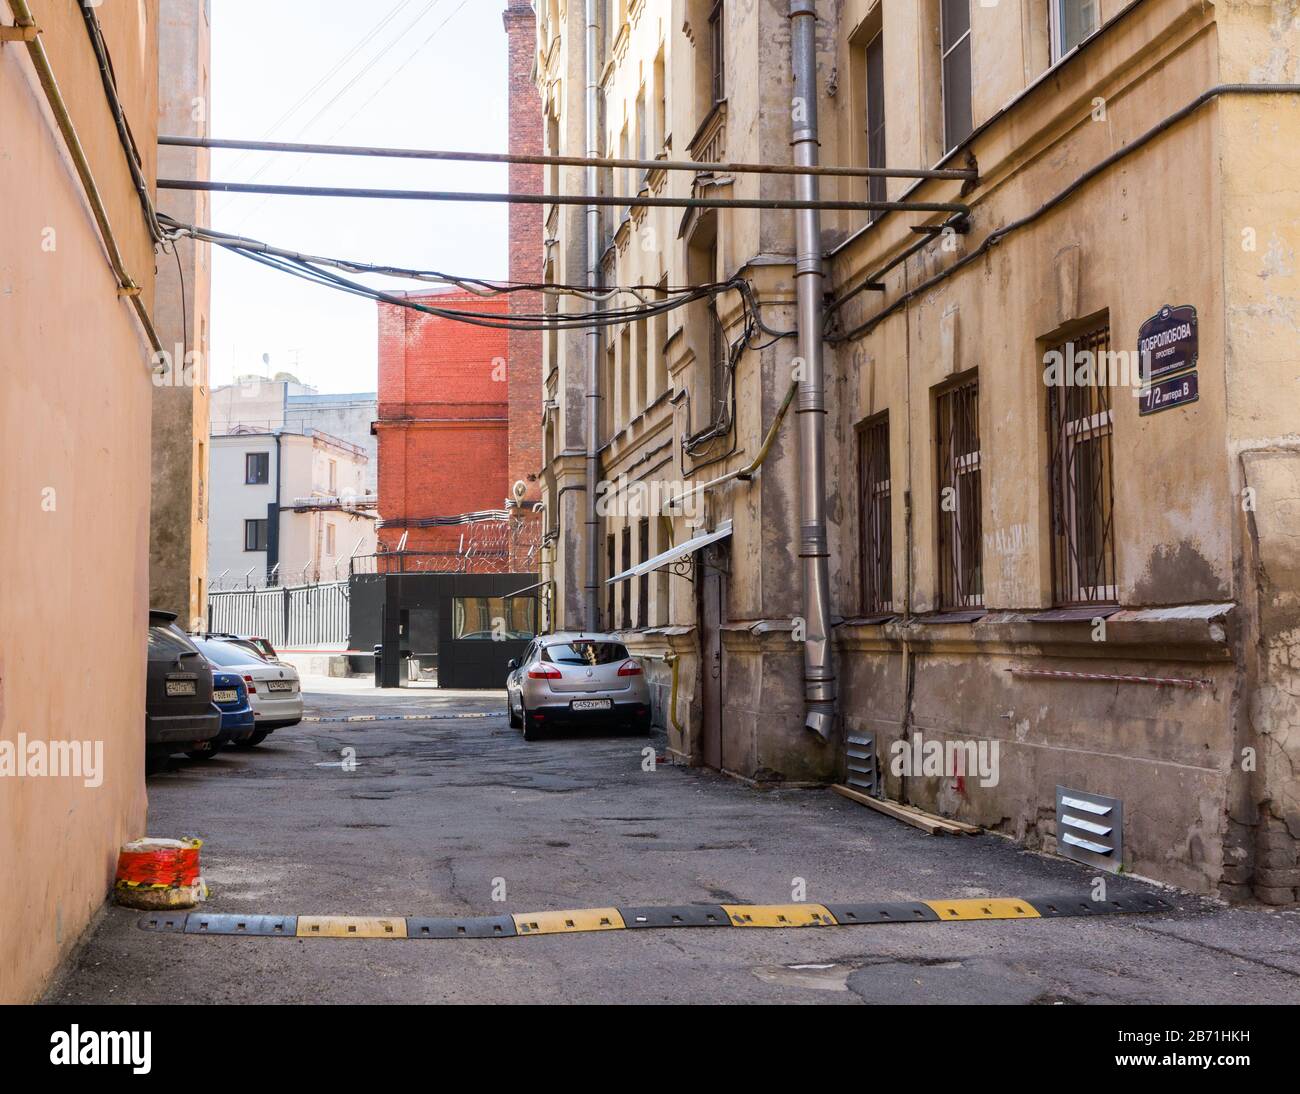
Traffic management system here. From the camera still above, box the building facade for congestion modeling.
[210,376,379,492]
[375,291,512,566]
[149,0,211,629]
[533,0,1300,901]
[1,0,159,1001]
[207,425,376,590]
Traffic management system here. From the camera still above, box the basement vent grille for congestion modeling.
[846,732,881,797]
[1055,786,1123,871]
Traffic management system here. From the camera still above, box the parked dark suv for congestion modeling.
[146,610,220,773]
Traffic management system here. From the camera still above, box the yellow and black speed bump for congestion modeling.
[138,892,1176,940]
[924,898,1039,921]
[619,904,730,929]
[408,915,517,939]
[137,913,188,933]
[187,913,297,937]
[723,903,837,927]
[297,916,407,938]
[824,901,941,924]
[1030,892,1174,917]
[513,907,625,935]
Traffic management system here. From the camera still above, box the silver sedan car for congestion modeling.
[506,633,652,741]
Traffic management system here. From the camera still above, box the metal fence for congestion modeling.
[207,581,350,648]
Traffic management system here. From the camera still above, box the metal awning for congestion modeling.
[504,579,551,598]
[606,521,733,585]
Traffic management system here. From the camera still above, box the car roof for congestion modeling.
[195,637,266,662]
[539,632,624,645]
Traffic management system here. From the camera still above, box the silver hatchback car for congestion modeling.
[506,632,652,741]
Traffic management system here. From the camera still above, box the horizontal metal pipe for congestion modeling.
[158,134,978,182]
[157,178,969,215]
[829,82,1300,342]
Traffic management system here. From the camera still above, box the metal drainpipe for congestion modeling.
[790,0,836,739]
[583,0,603,629]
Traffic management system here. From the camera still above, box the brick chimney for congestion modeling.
[503,0,542,520]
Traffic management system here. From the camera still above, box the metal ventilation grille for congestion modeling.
[846,732,880,796]
[1056,786,1123,871]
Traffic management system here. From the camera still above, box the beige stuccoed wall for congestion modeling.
[0,1,158,1001]
[1215,1,1300,901]
[823,0,1299,897]
[532,0,1299,879]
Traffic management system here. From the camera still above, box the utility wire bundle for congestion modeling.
[157,214,771,335]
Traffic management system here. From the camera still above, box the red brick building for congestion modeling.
[372,0,542,574]
[374,291,512,564]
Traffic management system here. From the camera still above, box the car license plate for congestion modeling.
[213,689,238,703]
[571,698,612,711]
[166,679,197,697]
[266,681,294,692]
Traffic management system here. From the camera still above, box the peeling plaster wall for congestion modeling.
[532,0,1299,881]
[1217,0,1300,903]
[827,0,1296,898]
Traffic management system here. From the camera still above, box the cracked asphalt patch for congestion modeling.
[44,684,1300,1004]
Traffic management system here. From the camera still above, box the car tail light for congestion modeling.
[243,674,257,693]
[526,664,562,680]
[617,660,643,677]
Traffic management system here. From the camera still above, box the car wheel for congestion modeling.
[521,704,543,741]
[508,692,522,729]
[234,730,270,748]
[145,753,168,776]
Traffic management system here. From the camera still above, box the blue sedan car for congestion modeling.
[186,671,255,760]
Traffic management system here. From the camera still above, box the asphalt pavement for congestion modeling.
[44,679,1300,1004]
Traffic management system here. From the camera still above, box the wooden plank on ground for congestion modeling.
[832,784,948,835]
[831,784,980,836]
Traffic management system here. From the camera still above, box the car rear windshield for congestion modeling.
[542,641,630,666]
[195,639,260,668]
[148,622,199,658]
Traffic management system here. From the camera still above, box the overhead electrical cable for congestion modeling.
[224,0,452,228]
[220,0,418,179]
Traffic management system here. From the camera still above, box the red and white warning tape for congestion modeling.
[1007,667,1213,690]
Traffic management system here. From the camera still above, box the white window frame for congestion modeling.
[1050,0,1101,63]
[939,0,973,153]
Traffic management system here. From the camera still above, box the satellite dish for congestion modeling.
[511,480,528,502]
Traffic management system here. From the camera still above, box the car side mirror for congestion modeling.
[507,659,520,671]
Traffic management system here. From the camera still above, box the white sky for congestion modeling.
[208,0,510,394]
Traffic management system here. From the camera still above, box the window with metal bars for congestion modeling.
[606,534,617,630]
[621,530,632,628]
[858,414,892,613]
[637,518,649,629]
[864,29,886,218]
[935,375,982,608]
[1047,325,1117,605]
